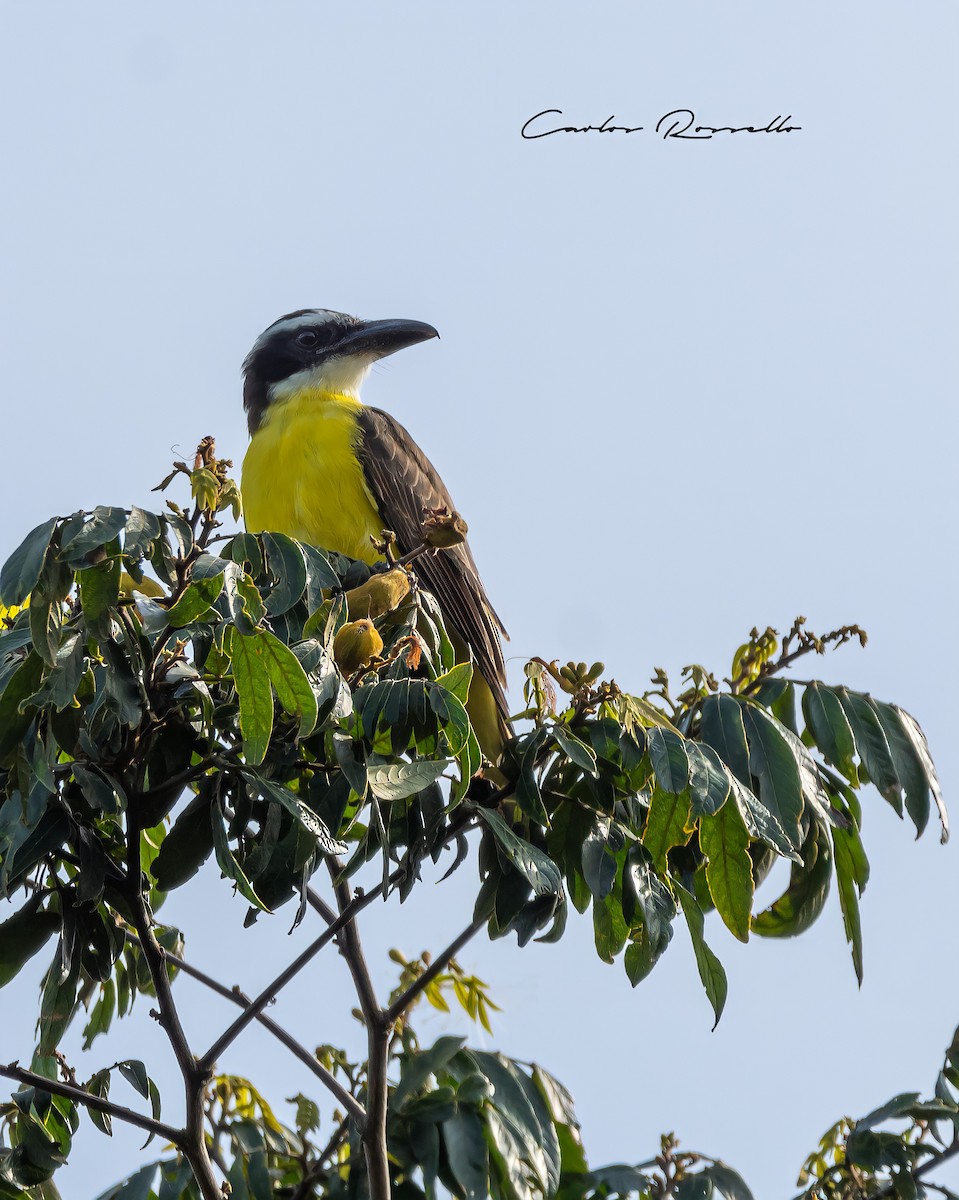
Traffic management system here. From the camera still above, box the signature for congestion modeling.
[521,109,801,140]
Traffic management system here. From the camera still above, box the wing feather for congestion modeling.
[355,406,509,726]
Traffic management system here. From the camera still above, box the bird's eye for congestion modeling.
[296,330,319,348]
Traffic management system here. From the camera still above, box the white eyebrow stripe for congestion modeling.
[252,309,354,351]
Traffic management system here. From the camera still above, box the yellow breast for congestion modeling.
[241,389,384,564]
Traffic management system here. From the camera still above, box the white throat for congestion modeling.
[269,353,374,402]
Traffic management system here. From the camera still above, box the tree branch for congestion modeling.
[124,931,365,1124]
[325,858,390,1200]
[199,862,407,1071]
[0,1062,182,1148]
[383,915,485,1026]
[125,818,220,1200]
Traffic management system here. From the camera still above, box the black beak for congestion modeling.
[333,318,439,360]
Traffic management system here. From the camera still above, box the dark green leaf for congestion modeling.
[122,507,162,562]
[117,1060,149,1100]
[686,742,731,817]
[0,518,58,607]
[442,1110,489,1200]
[647,726,689,794]
[832,822,869,984]
[392,1036,466,1111]
[677,885,727,1028]
[741,702,803,849]
[704,1161,754,1200]
[62,507,128,561]
[477,809,562,897]
[700,694,750,786]
[836,688,902,813]
[261,533,308,615]
[0,651,44,761]
[552,725,598,776]
[802,681,858,783]
[752,816,832,938]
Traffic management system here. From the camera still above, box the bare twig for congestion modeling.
[122,930,365,1124]
[290,1115,353,1200]
[0,1062,182,1146]
[199,863,408,1071]
[125,819,220,1199]
[384,916,486,1026]
[326,857,390,1200]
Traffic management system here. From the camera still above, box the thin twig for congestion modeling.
[125,817,220,1199]
[199,863,407,1071]
[325,857,390,1200]
[0,1062,182,1147]
[122,930,365,1124]
[384,916,486,1025]
[290,1117,352,1200]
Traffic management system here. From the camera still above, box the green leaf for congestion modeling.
[551,725,598,776]
[581,818,620,900]
[477,809,562,897]
[0,897,60,987]
[894,705,948,843]
[699,798,753,942]
[122,507,162,562]
[230,629,274,765]
[623,844,675,959]
[434,661,473,705]
[165,573,224,627]
[28,589,62,669]
[702,1162,755,1200]
[62,506,128,561]
[117,1060,149,1100]
[642,789,692,871]
[260,532,308,615]
[686,741,731,817]
[741,702,803,850]
[872,702,946,841]
[647,726,689,793]
[0,651,44,761]
[78,556,122,638]
[700,694,751,785]
[752,816,832,938]
[367,759,451,800]
[211,803,269,912]
[257,628,318,737]
[253,777,347,854]
[832,822,869,984]
[677,884,727,1029]
[38,946,80,1053]
[0,517,58,607]
[802,681,858,783]
[442,1110,489,1200]
[836,687,903,813]
[392,1035,466,1111]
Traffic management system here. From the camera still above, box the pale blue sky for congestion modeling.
[1,3,957,1196]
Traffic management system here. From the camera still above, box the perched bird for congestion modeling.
[240,308,509,766]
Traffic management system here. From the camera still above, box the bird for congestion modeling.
[240,308,509,768]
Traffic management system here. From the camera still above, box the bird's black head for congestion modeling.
[242,308,439,433]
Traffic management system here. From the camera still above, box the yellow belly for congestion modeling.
[241,389,384,564]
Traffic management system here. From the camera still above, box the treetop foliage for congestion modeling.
[0,439,952,1199]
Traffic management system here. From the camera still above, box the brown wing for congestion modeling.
[355,406,509,725]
